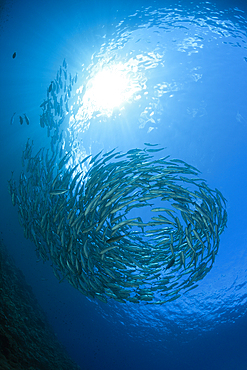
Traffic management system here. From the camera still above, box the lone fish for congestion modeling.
[10,112,16,125]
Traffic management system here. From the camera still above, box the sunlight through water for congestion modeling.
[84,65,132,115]
[72,59,145,132]
[8,0,247,343]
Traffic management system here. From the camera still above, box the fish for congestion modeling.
[12,52,16,59]
[10,112,16,125]
[19,116,23,125]
[11,81,228,306]
[152,207,174,212]
[166,257,175,270]
[63,58,67,69]
[49,189,68,196]
[106,233,129,244]
[48,82,53,93]
[24,114,30,125]
[146,147,165,152]
[40,99,51,108]
[100,245,120,255]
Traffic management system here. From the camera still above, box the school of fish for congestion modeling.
[8,60,227,304]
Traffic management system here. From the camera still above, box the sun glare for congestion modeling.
[82,63,136,117]
[71,60,144,131]
[92,69,128,108]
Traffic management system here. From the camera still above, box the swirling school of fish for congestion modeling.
[8,60,227,304]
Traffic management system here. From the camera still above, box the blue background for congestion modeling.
[1,0,247,369]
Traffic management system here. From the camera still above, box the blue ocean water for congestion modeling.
[1,0,247,369]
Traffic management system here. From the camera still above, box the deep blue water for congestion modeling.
[1,0,247,369]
